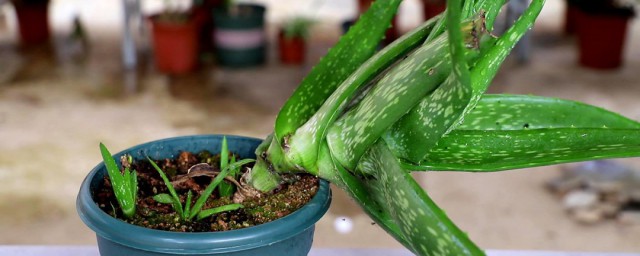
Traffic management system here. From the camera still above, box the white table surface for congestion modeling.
[0,246,639,256]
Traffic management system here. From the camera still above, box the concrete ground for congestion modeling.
[1,0,640,253]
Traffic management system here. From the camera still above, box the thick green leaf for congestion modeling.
[457,94,640,130]
[100,143,136,218]
[358,142,484,256]
[470,0,545,93]
[184,190,193,220]
[274,0,403,142]
[218,136,235,197]
[284,16,440,174]
[405,128,640,172]
[326,20,484,171]
[384,1,544,163]
[320,142,411,249]
[153,193,174,204]
[383,1,483,164]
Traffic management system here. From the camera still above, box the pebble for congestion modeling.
[618,211,640,225]
[571,208,603,225]
[563,190,598,210]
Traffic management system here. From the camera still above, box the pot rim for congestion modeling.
[77,134,331,254]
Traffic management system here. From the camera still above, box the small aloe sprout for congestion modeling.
[99,143,138,219]
[218,136,237,197]
[148,155,253,221]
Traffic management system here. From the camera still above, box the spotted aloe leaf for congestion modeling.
[358,141,484,255]
[400,94,640,171]
[325,13,485,171]
[384,0,544,164]
[457,94,640,130]
[283,16,440,173]
[100,143,137,218]
[274,0,402,143]
[406,128,640,172]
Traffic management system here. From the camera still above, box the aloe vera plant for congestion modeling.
[100,143,138,218]
[237,0,640,255]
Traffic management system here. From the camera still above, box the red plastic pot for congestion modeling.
[564,3,579,35]
[13,0,51,47]
[149,16,200,74]
[278,31,306,65]
[575,10,630,70]
[422,0,446,20]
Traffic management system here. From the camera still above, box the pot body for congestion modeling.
[77,135,331,256]
[421,0,446,20]
[13,0,51,46]
[278,31,306,65]
[213,4,266,68]
[575,9,631,69]
[150,16,200,75]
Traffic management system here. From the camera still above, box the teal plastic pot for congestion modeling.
[213,4,266,68]
[77,135,331,256]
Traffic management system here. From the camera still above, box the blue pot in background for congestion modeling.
[77,135,331,256]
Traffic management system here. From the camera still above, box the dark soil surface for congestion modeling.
[94,151,319,232]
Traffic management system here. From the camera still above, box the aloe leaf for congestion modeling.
[221,136,228,170]
[274,0,403,142]
[384,0,543,163]
[197,204,244,221]
[458,94,640,130]
[190,159,255,220]
[153,193,174,204]
[471,0,544,93]
[404,128,640,172]
[358,142,484,255]
[147,156,183,217]
[100,143,136,218]
[130,170,138,206]
[326,19,484,171]
[382,1,482,164]
[218,136,235,197]
[284,16,440,173]
[319,143,411,249]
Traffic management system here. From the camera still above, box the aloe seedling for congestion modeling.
[148,156,252,221]
[99,143,138,219]
[218,136,240,197]
[242,0,640,255]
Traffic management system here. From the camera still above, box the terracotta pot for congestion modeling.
[422,0,446,20]
[575,9,631,69]
[278,31,306,65]
[13,0,50,46]
[564,2,579,35]
[150,15,200,74]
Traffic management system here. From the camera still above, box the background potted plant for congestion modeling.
[570,0,636,69]
[213,1,267,68]
[278,17,313,65]
[80,0,640,255]
[149,2,202,75]
[10,0,51,47]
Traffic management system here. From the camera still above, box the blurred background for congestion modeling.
[0,0,640,252]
